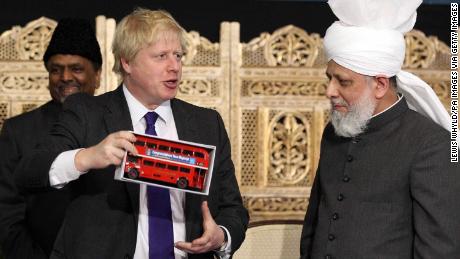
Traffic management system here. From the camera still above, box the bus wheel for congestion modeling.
[177,178,188,189]
[127,168,139,179]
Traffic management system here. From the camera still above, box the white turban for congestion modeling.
[324,0,451,132]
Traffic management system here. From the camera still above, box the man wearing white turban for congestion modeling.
[300,0,460,258]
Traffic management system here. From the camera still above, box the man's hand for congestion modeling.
[175,201,226,254]
[74,131,137,171]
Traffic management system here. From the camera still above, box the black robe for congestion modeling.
[0,100,71,258]
[301,98,460,259]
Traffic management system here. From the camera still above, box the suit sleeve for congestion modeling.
[13,94,90,190]
[299,165,320,259]
[0,120,47,259]
[411,130,460,258]
[211,112,249,254]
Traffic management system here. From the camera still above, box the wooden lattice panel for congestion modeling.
[232,23,331,222]
[0,17,56,61]
[173,24,231,132]
[240,109,258,187]
[0,103,8,130]
[0,34,19,60]
[21,103,39,113]
[242,25,325,68]
[0,17,56,127]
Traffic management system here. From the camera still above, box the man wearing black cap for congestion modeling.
[0,18,102,258]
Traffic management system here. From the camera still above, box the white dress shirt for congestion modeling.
[49,85,231,259]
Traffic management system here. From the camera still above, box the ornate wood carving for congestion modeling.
[268,112,310,185]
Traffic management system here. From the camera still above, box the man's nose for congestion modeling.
[325,80,338,99]
[60,68,73,81]
[167,56,180,72]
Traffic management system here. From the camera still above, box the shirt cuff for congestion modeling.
[214,226,232,259]
[49,148,87,188]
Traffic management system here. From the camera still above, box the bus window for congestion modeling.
[195,168,207,175]
[194,152,205,158]
[170,147,181,153]
[159,145,169,151]
[156,162,166,169]
[180,167,190,173]
[167,165,178,171]
[147,142,157,149]
[127,156,139,163]
[183,150,193,156]
[134,140,145,146]
[143,160,154,167]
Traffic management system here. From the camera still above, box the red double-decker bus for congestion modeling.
[123,134,210,191]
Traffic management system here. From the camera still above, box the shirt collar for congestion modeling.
[371,93,403,119]
[122,84,173,126]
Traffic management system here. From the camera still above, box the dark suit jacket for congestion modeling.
[0,101,71,258]
[300,99,460,259]
[15,86,249,259]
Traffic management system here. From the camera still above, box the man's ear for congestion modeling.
[121,58,131,74]
[373,75,391,99]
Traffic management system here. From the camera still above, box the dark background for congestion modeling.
[0,0,452,44]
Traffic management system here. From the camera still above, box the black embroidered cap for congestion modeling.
[43,18,102,69]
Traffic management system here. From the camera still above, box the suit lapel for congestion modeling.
[171,99,204,241]
[103,86,133,134]
[103,86,140,227]
[172,98,197,143]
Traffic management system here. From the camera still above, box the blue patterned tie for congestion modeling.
[144,112,174,259]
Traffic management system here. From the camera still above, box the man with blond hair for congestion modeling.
[300,0,459,258]
[16,8,248,259]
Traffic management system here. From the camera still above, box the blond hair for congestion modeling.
[112,8,186,76]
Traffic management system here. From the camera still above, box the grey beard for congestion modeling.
[330,93,376,138]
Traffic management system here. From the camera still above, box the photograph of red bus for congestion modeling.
[123,133,211,192]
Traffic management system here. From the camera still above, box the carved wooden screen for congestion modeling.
[0,17,56,130]
[229,24,329,222]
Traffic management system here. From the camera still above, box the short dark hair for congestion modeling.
[389,76,397,88]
